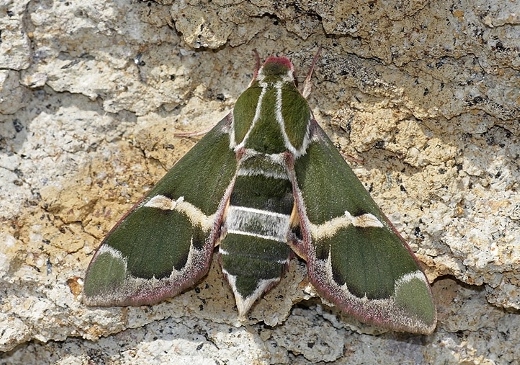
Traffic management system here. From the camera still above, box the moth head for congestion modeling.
[257,56,295,84]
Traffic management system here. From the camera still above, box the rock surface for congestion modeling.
[1,0,519,363]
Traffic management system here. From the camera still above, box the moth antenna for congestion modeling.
[251,49,261,81]
[173,126,213,138]
[302,47,322,98]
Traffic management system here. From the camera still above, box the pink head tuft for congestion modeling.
[258,56,295,80]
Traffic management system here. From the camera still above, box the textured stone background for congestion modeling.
[1,0,519,364]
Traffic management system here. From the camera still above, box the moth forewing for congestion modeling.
[83,116,237,306]
[291,123,436,334]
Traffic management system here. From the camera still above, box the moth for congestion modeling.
[83,53,437,334]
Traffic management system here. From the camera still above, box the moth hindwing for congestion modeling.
[83,54,437,334]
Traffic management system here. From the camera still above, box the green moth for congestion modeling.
[83,54,437,334]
